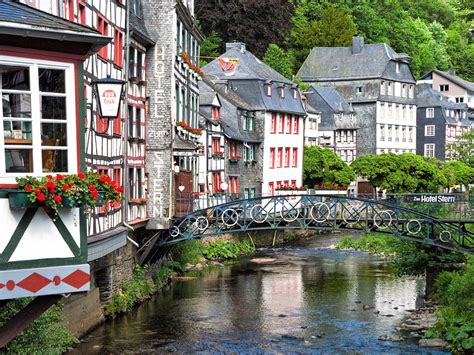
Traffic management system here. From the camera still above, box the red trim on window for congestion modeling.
[287,115,293,134]
[279,114,285,134]
[211,138,221,155]
[97,15,109,60]
[269,182,274,195]
[294,116,299,134]
[292,148,298,167]
[271,113,277,134]
[285,147,290,167]
[291,180,296,188]
[79,1,86,25]
[114,29,124,68]
[113,107,122,135]
[278,147,283,168]
[270,148,275,168]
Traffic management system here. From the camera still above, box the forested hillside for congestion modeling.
[195,0,474,80]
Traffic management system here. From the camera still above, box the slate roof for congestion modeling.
[203,43,292,84]
[199,91,218,107]
[297,38,413,82]
[174,135,199,151]
[199,79,262,143]
[417,88,471,126]
[0,0,110,54]
[129,7,154,45]
[307,86,358,130]
[419,70,474,93]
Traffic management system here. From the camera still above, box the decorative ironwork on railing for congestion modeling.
[166,194,474,253]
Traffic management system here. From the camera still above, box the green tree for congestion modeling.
[263,43,294,79]
[442,160,474,189]
[199,31,223,67]
[449,130,474,167]
[351,153,447,193]
[291,4,356,71]
[303,146,354,187]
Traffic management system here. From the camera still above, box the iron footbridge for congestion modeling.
[160,195,474,253]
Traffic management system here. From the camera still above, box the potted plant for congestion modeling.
[212,151,224,159]
[229,155,241,163]
[11,172,123,217]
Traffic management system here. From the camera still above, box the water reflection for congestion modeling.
[70,237,446,354]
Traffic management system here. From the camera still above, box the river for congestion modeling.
[70,234,447,353]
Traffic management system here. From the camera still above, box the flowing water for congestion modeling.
[71,234,447,354]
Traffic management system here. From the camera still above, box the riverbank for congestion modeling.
[336,233,473,352]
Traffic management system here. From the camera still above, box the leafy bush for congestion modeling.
[428,266,474,352]
[202,240,255,261]
[171,239,204,267]
[105,264,155,317]
[155,261,183,289]
[0,299,76,353]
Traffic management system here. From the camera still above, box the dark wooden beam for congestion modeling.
[0,295,62,348]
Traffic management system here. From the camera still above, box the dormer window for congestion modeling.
[212,107,220,120]
[396,62,400,73]
[266,82,272,97]
[292,87,298,99]
[356,86,363,94]
[440,84,449,92]
[279,85,285,98]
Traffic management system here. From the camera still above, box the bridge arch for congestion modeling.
[162,195,473,254]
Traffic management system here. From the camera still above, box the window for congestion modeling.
[277,147,283,168]
[79,2,86,25]
[176,20,181,55]
[270,148,275,168]
[425,125,435,137]
[286,115,292,133]
[395,125,399,142]
[114,29,124,67]
[243,114,254,131]
[409,85,414,98]
[134,0,142,17]
[128,105,134,137]
[292,148,298,167]
[279,86,285,98]
[129,168,135,199]
[229,141,238,158]
[387,125,392,141]
[356,86,363,94]
[212,107,220,120]
[136,51,143,80]
[1,61,76,176]
[284,148,290,167]
[229,176,239,195]
[97,15,109,60]
[244,188,256,199]
[293,89,297,99]
[211,137,221,155]
[380,125,385,141]
[336,131,341,143]
[244,144,256,161]
[380,81,385,95]
[402,127,406,142]
[212,172,222,193]
[387,81,392,95]
[135,108,142,138]
[266,83,272,96]
[409,127,413,142]
[455,97,464,103]
[291,180,296,188]
[424,144,435,157]
[426,108,434,118]
[402,84,406,97]
[439,84,449,92]
[271,113,277,133]
[113,107,122,135]
[268,182,275,195]
[129,47,135,78]
[396,62,400,73]
[279,114,285,133]
[294,116,299,134]
[380,103,385,119]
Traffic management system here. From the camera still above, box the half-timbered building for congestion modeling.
[0,0,109,301]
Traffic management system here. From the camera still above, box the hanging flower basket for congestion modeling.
[10,172,123,215]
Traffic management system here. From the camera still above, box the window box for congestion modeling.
[229,156,241,163]
[9,190,106,209]
[212,152,224,159]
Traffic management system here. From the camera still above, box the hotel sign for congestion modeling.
[404,194,458,203]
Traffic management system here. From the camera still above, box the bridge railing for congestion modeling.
[167,194,474,253]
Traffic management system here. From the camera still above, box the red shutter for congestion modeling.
[269,182,274,195]
[294,116,299,134]
[278,148,283,168]
[270,148,275,168]
[293,148,298,167]
[272,113,277,133]
[285,148,290,167]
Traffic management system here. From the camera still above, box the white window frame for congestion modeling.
[426,108,434,118]
[424,143,435,157]
[0,56,77,184]
[425,125,435,137]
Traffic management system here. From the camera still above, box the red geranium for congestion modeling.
[53,195,62,203]
[37,193,46,202]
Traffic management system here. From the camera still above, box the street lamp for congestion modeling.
[92,76,126,119]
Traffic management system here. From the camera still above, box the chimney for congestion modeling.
[448,69,456,75]
[226,42,246,53]
[352,36,364,54]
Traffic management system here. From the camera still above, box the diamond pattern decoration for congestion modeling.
[62,269,89,289]
[17,272,51,293]
[0,283,4,290]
